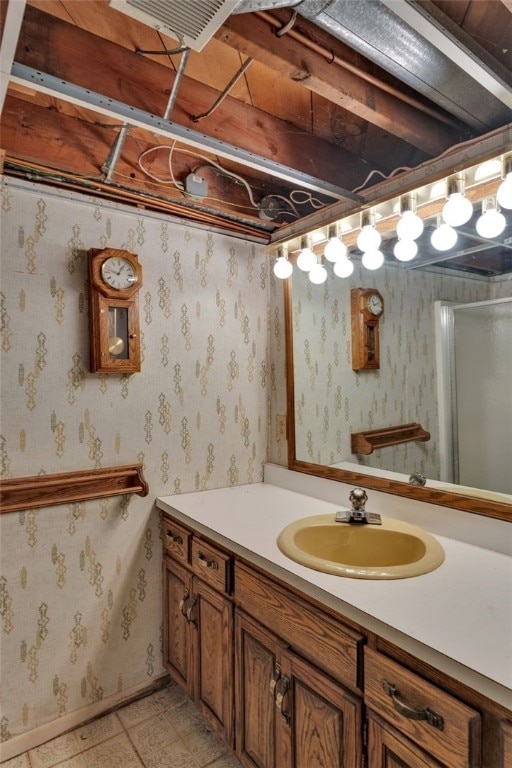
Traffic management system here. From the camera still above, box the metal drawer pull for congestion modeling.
[198,552,219,570]
[383,681,444,731]
[178,588,190,617]
[166,531,183,545]
[269,663,281,699]
[275,675,291,726]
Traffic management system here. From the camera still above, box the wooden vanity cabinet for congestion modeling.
[367,712,445,768]
[234,561,364,768]
[161,512,510,768]
[162,517,234,747]
[235,609,362,768]
[365,647,481,768]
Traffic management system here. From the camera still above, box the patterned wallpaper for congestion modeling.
[292,259,511,478]
[0,179,284,748]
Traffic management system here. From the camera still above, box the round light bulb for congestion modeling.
[496,172,512,209]
[308,263,328,284]
[333,257,354,278]
[361,249,384,270]
[393,239,418,262]
[357,225,381,252]
[297,247,317,272]
[430,222,457,251]
[273,257,293,279]
[475,208,506,239]
[396,210,424,240]
[324,236,348,262]
[442,192,473,226]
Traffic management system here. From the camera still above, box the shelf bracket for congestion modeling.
[351,422,430,455]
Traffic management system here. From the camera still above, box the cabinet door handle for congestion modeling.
[197,552,219,570]
[186,595,198,630]
[178,588,190,617]
[383,681,444,731]
[269,663,281,699]
[166,531,183,545]
[275,675,291,726]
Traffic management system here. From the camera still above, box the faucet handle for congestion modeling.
[349,487,368,510]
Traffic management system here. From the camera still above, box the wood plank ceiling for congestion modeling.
[1,0,511,272]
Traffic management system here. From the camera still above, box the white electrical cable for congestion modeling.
[138,144,331,218]
[351,132,499,194]
[138,143,260,207]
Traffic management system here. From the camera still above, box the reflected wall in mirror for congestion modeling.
[285,258,512,520]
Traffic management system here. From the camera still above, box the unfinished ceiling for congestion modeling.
[1,0,511,271]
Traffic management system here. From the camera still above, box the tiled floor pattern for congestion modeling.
[2,682,243,768]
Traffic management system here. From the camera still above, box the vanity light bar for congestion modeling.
[271,154,511,279]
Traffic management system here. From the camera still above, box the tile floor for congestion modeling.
[2,681,243,768]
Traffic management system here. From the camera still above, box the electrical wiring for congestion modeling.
[261,194,300,219]
[351,132,497,194]
[352,166,414,194]
[138,143,260,208]
[137,144,329,218]
[113,169,260,210]
[138,142,185,190]
[290,190,325,209]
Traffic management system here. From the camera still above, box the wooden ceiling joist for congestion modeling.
[12,5,375,196]
[218,10,469,158]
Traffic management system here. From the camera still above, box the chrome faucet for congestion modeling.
[409,472,426,486]
[335,488,382,525]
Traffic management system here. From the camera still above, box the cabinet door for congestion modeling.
[192,577,234,747]
[162,557,193,696]
[280,649,363,768]
[235,610,286,768]
[235,610,363,768]
[368,713,444,768]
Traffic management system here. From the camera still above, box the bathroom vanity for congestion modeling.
[156,473,512,768]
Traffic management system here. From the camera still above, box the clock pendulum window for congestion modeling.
[88,248,143,373]
[350,288,384,371]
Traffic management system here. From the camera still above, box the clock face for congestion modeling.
[101,257,138,290]
[367,293,383,316]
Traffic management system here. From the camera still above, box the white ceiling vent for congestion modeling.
[109,0,241,51]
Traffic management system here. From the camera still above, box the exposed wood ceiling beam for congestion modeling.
[218,10,468,157]
[1,93,304,225]
[12,6,374,198]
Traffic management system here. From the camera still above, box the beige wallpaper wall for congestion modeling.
[0,179,281,748]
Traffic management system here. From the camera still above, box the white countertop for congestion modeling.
[156,478,512,710]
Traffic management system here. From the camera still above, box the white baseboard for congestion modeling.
[0,674,168,763]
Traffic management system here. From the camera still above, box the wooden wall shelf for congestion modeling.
[0,464,148,514]
[351,423,430,455]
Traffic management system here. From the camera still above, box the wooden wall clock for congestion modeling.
[88,248,142,373]
[350,288,384,371]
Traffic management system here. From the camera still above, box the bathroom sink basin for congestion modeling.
[277,515,444,579]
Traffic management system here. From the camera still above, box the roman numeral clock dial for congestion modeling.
[88,248,143,373]
[101,257,138,290]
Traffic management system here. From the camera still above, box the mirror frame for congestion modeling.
[283,280,512,523]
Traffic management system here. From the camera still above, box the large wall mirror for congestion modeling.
[282,162,512,522]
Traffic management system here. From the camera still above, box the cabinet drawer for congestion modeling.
[162,518,191,564]
[365,647,481,768]
[235,561,364,692]
[191,538,232,595]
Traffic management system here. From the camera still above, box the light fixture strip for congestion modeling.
[277,157,508,263]
[312,175,504,252]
